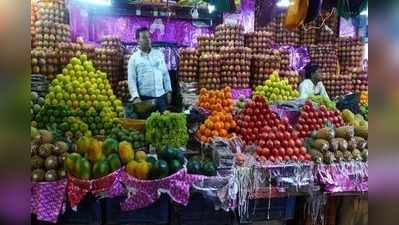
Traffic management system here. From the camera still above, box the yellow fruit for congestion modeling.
[126,160,138,177]
[119,141,135,164]
[135,161,150,180]
[135,151,146,162]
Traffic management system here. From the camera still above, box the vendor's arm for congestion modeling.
[127,55,139,101]
[158,51,172,93]
[315,81,330,100]
[298,79,315,99]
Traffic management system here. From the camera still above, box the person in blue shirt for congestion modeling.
[128,27,172,113]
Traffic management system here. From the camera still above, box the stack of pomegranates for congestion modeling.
[251,52,281,88]
[198,53,221,90]
[178,48,198,83]
[215,24,245,48]
[220,46,251,88]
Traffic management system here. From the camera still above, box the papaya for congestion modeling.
[135,161,150,180]
[119,141,135,164]
[87,139,103,163]
[107,153,122,172]
[102,138,119,156]
[92,159,110,179]
[135,151,147,162]
[76,136,91,154]
[64,153,81,176]
[75,158,91,180]
[126,160,138,177]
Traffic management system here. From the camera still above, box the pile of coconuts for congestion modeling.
[31,128,73,182]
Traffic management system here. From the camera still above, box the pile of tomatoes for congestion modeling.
[235,96,311,161]
[295,101,344,138]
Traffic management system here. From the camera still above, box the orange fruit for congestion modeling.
[215,122,224,130]
[211,130,219,137]
[219,129,228,137]
[200,135,208,142]
[204,128,212,137]
[200,88,207,95]
[231,121,237,128]
[224,86,231,93]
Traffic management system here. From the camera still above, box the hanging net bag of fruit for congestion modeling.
[336,0,368,19]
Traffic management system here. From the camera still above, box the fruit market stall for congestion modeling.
[31,0,368,224]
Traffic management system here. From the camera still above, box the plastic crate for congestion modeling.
[172,193,235,225]
[240,197,296,224]
[103,194,169,225]
[58,194,102,225]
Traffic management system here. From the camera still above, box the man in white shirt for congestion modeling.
[128,27,172,113]
[298,64,330,100]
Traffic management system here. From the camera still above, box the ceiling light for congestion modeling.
[79,0,111,6]
[208,4,215,13]
[276,0,292,8]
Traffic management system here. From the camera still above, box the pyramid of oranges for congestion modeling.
[196,111,237,143]
[197,86,234,113]
[196,86,236,143]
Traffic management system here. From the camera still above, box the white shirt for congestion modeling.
[128,48,172,100]
[299,79,330,100]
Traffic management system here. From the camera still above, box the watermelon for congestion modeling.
[92,159,110,178]
[169,159,182,174]
[75,158,91,180]
[107,153,122,172]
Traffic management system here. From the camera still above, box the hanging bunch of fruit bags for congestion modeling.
[337,0,368,19]
[284,0,309,30]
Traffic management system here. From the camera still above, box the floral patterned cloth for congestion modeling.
[109,168,204,211]
[67,169,120,208]
[31,179,68,223]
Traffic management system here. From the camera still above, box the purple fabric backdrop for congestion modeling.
[68,0,212,46]
[223,0,255,32]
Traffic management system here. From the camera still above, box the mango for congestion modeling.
[119,141,135,165]
[87,139,103,163]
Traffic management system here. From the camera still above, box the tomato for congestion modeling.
[235,127,241,134]
[269,133,276,140]
[249,121,255,128]
[296,124,303,131]
[274,140,281,148]
[308,112,314,118]
[269,156,276,162]
[284,131,291,139]
[262,147,270,156]
[303,124,309,131]
[300,111,308,118]
[319,105,327,112]
[293,147,300,156]
[292,131,299,139]
[265,113,271,120]
[278,124,285,131]
[259,140,266,148]
[256,146,263,156]
[298,155,305,161]
[298,118,305,124]
[279,147,285,156]
[286,147,294,156]
[254,95,263,102]
[288,139,295,147]
[244,115,251,122]
[253,127,259,134]
[295,139,302,147]
[291,155,298,161]
[282,140,289,147]
[305,153,311,160]
[260,132,268,140]
[242,121,248,128]
[284,155,291,161]
[318,118,323,124]
[264,126,271,132]
[281,117,289,125]
[266,140,274,149]
[251,134,256,141]
[256,121,262,127]
[312,118,317,124]
[246,128,252,134]
[299,147,307,155]
[260,156,267,161]
[259,115,265,121]
[300,131,308,137]
[276,132,284,140]
[286,125,294,132]
[303,105,311,112]
[254,108,260,116]
[277,156,283,161]
[271,148,279,156]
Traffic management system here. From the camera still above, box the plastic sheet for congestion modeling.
[31,179,68,223]
[191,175,238,211]
[315,161,368,193]
[271,104,301,125]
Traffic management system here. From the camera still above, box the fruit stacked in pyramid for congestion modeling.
[35,54,124,138]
